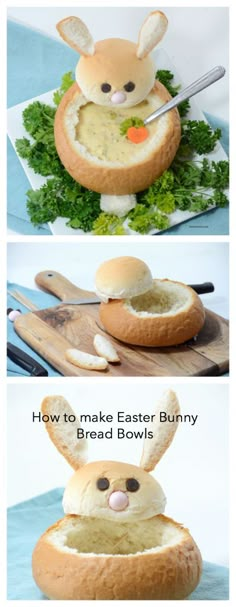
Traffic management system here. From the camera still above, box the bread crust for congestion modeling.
[41,395,87,470]
[99,279,205,347]
[65,348,108,370]
[54,82,181,195]
[32,514,202,600]
[137,10,168,58]
[93,334,120,362]
[56,17,95,57]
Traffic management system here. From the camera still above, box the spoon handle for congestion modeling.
[144,65,226,125]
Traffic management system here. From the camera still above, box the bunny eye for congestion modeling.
[97,477,110,491]
[126,478,140,492]
[101,83,112,93]
[124,81,135,92]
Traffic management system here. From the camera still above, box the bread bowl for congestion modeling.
[32,392,202,600]
[54,11,181,212]
[32,514,201,600]
[96,256,205,346]
[54,80,181,195]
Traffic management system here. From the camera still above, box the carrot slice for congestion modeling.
[127,125,149,143]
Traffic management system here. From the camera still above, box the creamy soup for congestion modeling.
[75,95,161,163]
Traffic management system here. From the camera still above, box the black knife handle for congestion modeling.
[7,343,48,376]
[189,282,215,295]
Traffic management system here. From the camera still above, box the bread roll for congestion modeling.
[32,514,202,600]
[95,256,153,302]
[99,279,205,346]
[54,81,181,195]
[62,460,166,521]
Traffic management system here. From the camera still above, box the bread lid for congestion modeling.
[95,256,153,302]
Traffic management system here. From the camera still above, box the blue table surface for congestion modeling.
[8,488,229,600]
[7,19,229,236]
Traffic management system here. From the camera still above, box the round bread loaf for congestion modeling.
[99,278,205,346]
[54,81,181,195]
[32,514,202,600]
[95,256,153,302]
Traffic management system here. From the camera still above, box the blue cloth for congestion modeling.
[7,20,78,235]
[7,281,61,376]
[7,488,229,600]
[7,489,64,600]
[8,20,229,236]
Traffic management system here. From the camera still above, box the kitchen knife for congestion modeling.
[189,282,214,295]
[62,284,214,303]
[7,342,48,376]
[35,270,215,303]
[9,278,215,312]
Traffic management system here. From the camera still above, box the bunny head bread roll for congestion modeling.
[54,11,181,213]
[32,391,202,600]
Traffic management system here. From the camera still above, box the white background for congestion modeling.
[7,241,229,319]
[7,6,229,121]
[7,382,228,567]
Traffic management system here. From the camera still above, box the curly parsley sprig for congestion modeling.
[180,120,222,155]
[156,69,191,117]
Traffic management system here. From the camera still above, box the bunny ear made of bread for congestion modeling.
[136,10,168,59]
[41,396,88,470]
[56,16,95,56]
[140,390,180,472]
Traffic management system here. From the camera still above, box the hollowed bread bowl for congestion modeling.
[32,514,202,600]
[54,81,181,195]
[99,278,205,347]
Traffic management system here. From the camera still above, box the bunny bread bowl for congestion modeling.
[96,256,205,346]
[32,391,202,600]
[54,11,181,212]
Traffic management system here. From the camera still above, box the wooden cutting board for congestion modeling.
[14,271,229,377]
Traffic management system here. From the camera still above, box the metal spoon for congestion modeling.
[144,65,225,125]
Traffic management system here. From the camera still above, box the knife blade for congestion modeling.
[8,289,100,307]
[62,297,101,305]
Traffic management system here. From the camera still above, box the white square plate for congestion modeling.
[7,49,228,235]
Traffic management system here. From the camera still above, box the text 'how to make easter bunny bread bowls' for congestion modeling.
[95,256,206,346]
[54,10,181,203]
[32,391,202,600]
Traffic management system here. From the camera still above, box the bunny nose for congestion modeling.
[111,91,127,104]
[108,491,129,511]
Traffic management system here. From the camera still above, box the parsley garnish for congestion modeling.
[181,120,221,155]
[156,69,190,117]
[53,71,75,106]
[120,117,144,136]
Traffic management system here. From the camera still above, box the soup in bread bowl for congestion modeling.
[54,81,181,195]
